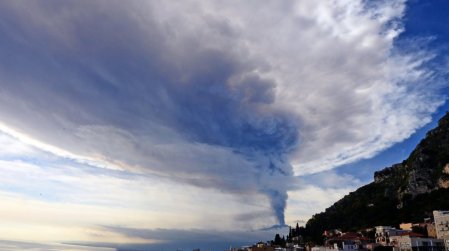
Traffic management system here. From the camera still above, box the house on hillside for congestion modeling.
[389,232,445,251]
[324,230,343,239]
[375,226,410,246]
[326,232,370,251]
[312,232,370,251]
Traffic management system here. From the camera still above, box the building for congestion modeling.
[428,224,437,239]
[249,246,275,251]
[433,211,449,251]
[324,230,343,239]
[375,226,410,245]
[389,234,445,251]
[249,242,275,251]
[401,221,437,238]
[389,232,425,247]
[434,211,449,239]
[320,232,370,251]
[311,247,334,251]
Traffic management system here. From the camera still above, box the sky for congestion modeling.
[0,0,448,250]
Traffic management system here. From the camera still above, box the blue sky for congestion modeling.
[336,0,449,182]
[0,1,448,250]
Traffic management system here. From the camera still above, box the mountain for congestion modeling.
[303,112,449,243]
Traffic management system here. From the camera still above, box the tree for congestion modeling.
[274,234,282,246]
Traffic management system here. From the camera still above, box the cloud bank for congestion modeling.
[0,0,446,227]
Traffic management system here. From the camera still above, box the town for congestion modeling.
[229,210,449,251]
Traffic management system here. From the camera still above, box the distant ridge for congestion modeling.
[303,112,449,243]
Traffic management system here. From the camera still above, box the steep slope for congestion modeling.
[303,112,449,243]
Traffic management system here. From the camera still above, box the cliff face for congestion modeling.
[304,112,449,243]
[374,112,449,207]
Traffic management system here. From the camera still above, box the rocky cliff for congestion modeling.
[303,112,449,243]
[374,112,449,207]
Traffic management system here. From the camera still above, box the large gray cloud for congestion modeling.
[0,0,446,226]
[0,0,297,225]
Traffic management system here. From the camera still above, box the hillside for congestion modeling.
[303,112,449,243]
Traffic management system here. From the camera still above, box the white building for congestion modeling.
[389,235,445,251]
[311,243,359,251]
[375,226,409,245]
[433,211,449,251]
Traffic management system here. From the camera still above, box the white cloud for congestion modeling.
[284,169,363,224]
[0,0,442,175]
[0,140,276,233]
[286,185,359,226]
[0,131,365,245]
[0,0,446,235]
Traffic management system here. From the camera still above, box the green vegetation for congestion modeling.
[302,187,449,243]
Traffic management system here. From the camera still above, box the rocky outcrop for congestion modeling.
[438,164,449,188]
[374,164,403,183]
[373,112,449,205]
